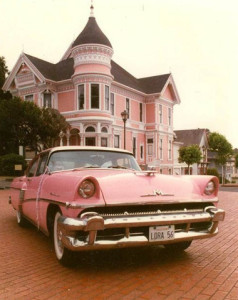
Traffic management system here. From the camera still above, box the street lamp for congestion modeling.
[121,110,129,149]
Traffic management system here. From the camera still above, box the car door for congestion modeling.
[23,152,49,224]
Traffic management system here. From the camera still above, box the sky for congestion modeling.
[1,0,238,148]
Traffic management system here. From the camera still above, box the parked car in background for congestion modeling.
[9,147,225,266]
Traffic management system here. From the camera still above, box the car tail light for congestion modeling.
[204,180,216,195]
[78,180,95,199]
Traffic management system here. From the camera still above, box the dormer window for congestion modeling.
[43,92,52,108]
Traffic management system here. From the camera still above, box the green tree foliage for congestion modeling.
[206,168,219,178]
[178,144,202,175]
[0,56,11,100]
[0,56,8,89]
[235,153,238,169]
[208,132,233,165]
[0,97,69,155]
[40,108,69,149]
[208,132,233,184]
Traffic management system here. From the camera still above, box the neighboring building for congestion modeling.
[3,5,181,174]
[173,129,209,175]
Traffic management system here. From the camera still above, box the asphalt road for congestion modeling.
[0,189,237,300]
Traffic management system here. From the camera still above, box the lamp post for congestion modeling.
[121,110,129,149]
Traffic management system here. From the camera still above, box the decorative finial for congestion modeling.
[90,0,94,17]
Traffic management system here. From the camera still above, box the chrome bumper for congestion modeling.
[58,206,225,251]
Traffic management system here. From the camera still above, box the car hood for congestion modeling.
[75,169,212,205]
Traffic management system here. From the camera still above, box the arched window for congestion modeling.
[85,126,95,132]
[101,127,108,133]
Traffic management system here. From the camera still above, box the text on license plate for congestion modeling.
[149,225,175,241]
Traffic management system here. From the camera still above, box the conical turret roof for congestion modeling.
[72,16,112,48]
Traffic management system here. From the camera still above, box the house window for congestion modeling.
[168,108,172,126]
[114,135,120,148]
[168,140,172,160]
[110,93,114,115]
[140,145,144,160]
[105,85,109,110]
[101,127,108,133]
[91,84,99,109]
[85,137,96,146]
[159,138,163,159]
[78,84,84,110]
[159,104,163,124]
[101,137,108,147]
[140,103,143,122]
[126,98,130,118]
[133,137,136,158]
[43,93,52,108]
[85,126,95,132]
[25,94,33,102]
[147,138,153,156]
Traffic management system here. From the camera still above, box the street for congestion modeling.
[0,189,237,300]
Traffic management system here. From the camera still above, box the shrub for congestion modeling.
[206,168,219,178]
[0,153,27,176]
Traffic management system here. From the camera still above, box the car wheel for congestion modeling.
[16,210,27,227]
[164,241,192,252]
[53,210,74,266]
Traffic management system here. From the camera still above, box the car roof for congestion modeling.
[42,146,133,155]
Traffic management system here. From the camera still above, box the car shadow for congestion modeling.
[67,245,192,271]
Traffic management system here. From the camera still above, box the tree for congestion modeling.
[208,132,233,184]
[235,153,238,169]
[0,56,11,100]
[39,108,70,149]
[178,144,202,175]
[0,97,69,155]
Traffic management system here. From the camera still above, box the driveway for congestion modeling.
[0,189,237,300]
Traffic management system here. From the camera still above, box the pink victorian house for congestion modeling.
[3,6,180,174]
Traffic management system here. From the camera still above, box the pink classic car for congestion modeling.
[9,146,225,266]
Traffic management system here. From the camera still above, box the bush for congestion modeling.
[206,168,219,178]
[0,153,27,176]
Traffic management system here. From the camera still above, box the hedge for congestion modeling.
[0,153,27,176]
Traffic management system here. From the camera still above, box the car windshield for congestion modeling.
[48,150,141,172]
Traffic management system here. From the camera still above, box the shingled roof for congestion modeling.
[25,54,74,81]
[25,53,170,95]
[174,129,208,146]
[72,17,112,48]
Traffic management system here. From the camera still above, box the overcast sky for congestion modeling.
[1,0,238,148]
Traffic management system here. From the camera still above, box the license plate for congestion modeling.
[149,225,175,241]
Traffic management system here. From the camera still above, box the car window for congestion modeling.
[27,157,39,177]
[36,152,49,176]
[48,150,141,171]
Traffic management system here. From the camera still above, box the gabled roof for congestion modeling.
[72,16,112,49]
[174,129,208,147]
[25,54,74,81]
[19,54,172,95]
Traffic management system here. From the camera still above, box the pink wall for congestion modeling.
[74,64,111,76]
[146,103,155,123]
[58,91,75,112]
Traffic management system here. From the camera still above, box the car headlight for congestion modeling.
[78,180,95,199]
[204,181,216,195]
